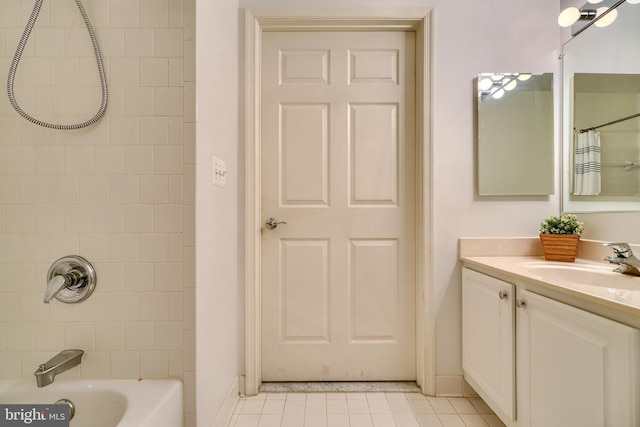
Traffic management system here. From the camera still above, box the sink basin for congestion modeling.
[521,261,640,291]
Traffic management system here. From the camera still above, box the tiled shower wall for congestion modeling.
[0,0,196,425]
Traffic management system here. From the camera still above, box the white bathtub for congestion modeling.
[0,379,183,427]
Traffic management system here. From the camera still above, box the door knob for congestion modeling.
[265,217,287,230]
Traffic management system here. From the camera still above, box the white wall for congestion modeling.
[234,0,561,390]
[195,0,241,426]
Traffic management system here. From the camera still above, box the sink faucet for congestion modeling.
[603,242,640,276]
[34,349,84,388]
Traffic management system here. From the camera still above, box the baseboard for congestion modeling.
[435,375,479,397]
[212,376,240,427]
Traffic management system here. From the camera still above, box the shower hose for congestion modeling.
[7,0,108,130]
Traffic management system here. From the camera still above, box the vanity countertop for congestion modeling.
[461,255,640,318]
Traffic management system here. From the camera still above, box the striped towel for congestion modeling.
[573,130,601,196]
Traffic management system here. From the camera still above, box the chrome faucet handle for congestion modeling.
[603,242,633,258]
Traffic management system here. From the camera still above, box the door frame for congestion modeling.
[243,7,434,396]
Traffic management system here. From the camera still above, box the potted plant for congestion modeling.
[539,214,584,262]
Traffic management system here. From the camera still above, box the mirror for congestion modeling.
[562,1,640,212]
[477,73,554,196]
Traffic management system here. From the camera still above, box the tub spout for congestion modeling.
[34,349,84,388]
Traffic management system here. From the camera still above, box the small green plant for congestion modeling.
[539,214,584,235]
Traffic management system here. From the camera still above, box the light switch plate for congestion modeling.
[212,156,226,187]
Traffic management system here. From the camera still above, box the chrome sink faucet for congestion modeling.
[34,349,84,387]
[603,242,640,276]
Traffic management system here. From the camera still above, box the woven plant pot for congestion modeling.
[539,234,580,262]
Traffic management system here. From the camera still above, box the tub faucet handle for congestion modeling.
[44,275,71,303]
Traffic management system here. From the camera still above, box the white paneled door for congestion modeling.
[260,31,417,381]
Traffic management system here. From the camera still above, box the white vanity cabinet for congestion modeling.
[462,267,640,427]
[517,289,639,427]
[462,268,515,422]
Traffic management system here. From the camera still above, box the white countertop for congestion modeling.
[461,255,640,317]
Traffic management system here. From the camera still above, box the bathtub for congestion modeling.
[0,379,182,427]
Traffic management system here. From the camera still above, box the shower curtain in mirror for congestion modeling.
[574,130,601,195]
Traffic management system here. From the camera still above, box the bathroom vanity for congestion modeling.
[460,240,640,427]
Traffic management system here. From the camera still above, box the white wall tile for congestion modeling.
[154,263,183,291]
[36,322,66,351]
[125,29,154,57]
[95,205,125,233]
[109,234,139,262]
[65,146,94,174]
[155,29,183,57]
[154,87,183,116]
[64,205,94,232]
[80,351,111,379]
[154,146,182,174]
[79,234,110,263]
[139,292,169,320]
[110,351,140,378]
[109,117,139,145]
[124,204,154,232]
[124,263,154,291]
[97,29,125,57]
[64,322,96,350]
[154,204,183,232]
[110,0,140,28]
[109,176,139,203]
[6,205,35,233]
[124,146,154,174]
[141,58,169,87]
[141,0,169,28]
[139,233,168,261]
[125,322,155,350]
[140,117,169,145]
[8,322,36,351]
[35,205,65,233]
[110,58,140,87]
[36,28,65,57]
[95,322,125,351]
[79,175,110,204]
[95,146,125,174]
[140,350,169,378]
[20,293,49,321]
[1,0,190,417]
[154,320,182,350]
[124,87,154,116]
[109,293,139,321]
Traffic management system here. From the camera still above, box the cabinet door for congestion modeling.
[517,290,640,427]
[462,268,515,421]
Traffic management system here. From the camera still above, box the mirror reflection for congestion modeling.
[572,73,640,197]
[562,0,640,212]
[477,73,554,196]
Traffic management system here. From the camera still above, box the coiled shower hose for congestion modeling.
[7,0,108,130]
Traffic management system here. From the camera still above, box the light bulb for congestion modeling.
[627,0,640,4]
[558,7,580,27]
[517,73,532,81]
[490,74,503,81]
[478,78,493,91]
[595,7,617,27]
[493,89,505,99]
[504,80,517,91]
[587,0,603,3]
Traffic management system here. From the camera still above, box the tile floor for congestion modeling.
[229,392,506,427]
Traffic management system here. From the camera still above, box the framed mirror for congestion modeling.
[477,73,554,196]
[562,0,640,212]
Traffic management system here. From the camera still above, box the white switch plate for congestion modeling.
[212,156,226,187]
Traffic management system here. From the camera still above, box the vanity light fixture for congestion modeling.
[557,7,597,27]
[558,0,629,35]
